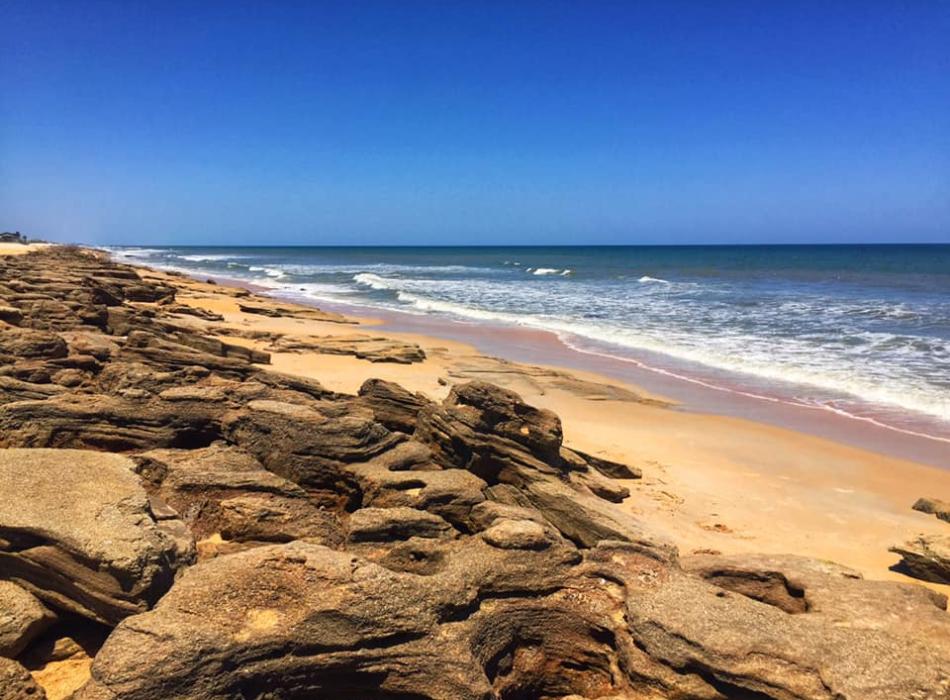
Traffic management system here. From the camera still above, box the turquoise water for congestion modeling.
[110,245,950,438]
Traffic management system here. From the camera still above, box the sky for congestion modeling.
[1,1,948,246]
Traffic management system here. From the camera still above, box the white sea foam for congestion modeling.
[107,247,165,259]
[176,253,246,262]
[638,275,670,284]
[248,266,287,279]
[377,287,950,423]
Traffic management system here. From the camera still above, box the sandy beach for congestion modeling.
[141,263,950,596]
[3,244,949,700]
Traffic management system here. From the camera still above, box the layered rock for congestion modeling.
[890,534,950,584]
[0,449,194,624]
[134,444,343,547]
[2,247,949,700]
[268,333,426,364]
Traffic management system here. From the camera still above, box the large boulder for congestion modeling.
[74,539,583,700]
[0,449,194,625]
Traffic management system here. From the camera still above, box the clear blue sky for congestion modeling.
[1,1,948,245]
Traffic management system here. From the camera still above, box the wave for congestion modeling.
[378,289,950,423]
[530,268,572,276]
[175,253,247,262]
[638,275,670,284]
[248,266,287,280]
[106,247,165,259]
[353,272,393,290]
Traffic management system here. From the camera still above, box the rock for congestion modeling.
[118,330,260,378]
[0,329,68,360]
[414,382,672,554]
[489,480,676,559]
[890,534,950,584]
[163,304,224,321]
[0,448,194,624]
[121,283,175,303]
[913,496,950,523]
[0,305,23,325]
[74,539,584,700]
[481,519,551,550]
[346,443,487,528]
[223,398,404,505]
[134,444,344,546]
[422,381,565,469]
[358,378,433,433]
[0,394,223,451]
[217,494,343,545]
[237,300,353,323]
[59,331,118,361]
[50,368,85,387]
[567,447,642,480]
[269,334,426,364]
[0,657,46,700]
[573,467,631,503]
[0,377,67,405]
[347,507,456,542]
[623,552,950,699]
[0,581,56,658]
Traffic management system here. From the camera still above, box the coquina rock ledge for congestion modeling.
[0,246,948,699]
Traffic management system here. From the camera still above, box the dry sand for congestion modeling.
[0,242,52,256]
[145,266,950,595]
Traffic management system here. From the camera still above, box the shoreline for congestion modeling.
[3,244,948,698]
[193,267,950,469]
[143,261,950,594]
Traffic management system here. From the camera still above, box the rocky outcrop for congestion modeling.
[223,399,404,506]
[358,378,432,433]
[0,394,224,451]
[2,247,949,700]
[623,552,950,699]
[268,333,426,364]
[134,444,343,547]
[416,381,672,556]
[890,534,950,584]
[0,449,194,625]
[914,496,950,523]
[237,300,353,323]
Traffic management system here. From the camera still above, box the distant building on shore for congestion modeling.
[0,231,27,243]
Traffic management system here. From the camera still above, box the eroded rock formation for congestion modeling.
[0,247,948,700]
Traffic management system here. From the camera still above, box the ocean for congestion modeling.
[109,244,950,444]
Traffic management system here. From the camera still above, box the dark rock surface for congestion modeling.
[891,534,950,584]
[1,247,948,700]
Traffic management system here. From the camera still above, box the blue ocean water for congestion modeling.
[110,245,950,435]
